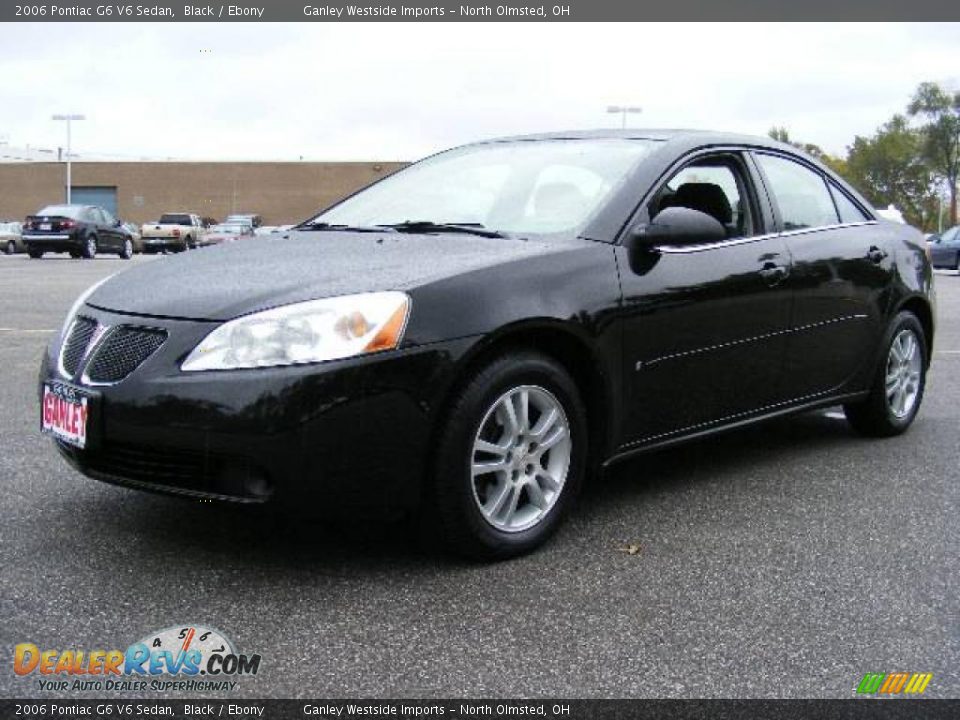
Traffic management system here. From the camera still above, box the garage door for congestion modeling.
[71,186,118,216]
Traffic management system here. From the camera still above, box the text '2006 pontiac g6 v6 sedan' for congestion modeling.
[40,130,935,559]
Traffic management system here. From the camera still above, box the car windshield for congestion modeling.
[307,139,659,236]
[36,205,84,219]
[159,214,193,225]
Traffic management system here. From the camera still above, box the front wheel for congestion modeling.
[844,311,927,437]
[4,240,14,255]
[119,238,133,259]
[82,235,98,260]
[429,352,587,560]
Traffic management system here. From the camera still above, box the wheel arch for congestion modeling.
[431,319,616,472]
[895,295,934,366]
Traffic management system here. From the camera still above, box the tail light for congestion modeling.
[172,229,181,237]
[60,220,75,229]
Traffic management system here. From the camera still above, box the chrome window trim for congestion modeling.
[655,220,879,254]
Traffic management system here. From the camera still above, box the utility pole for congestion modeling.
[51,114,85,203]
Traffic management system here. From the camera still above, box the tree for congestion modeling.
[767,126,847,176]
[908,81,960,225]
[844,116,940,230]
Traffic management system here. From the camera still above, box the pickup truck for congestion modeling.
[140,213,204,253]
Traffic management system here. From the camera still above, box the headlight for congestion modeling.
[60,275,112,343]
[181,292,410,371]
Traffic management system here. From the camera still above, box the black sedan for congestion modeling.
[929,225,960,270]
[39,130,935,559]
[23,204,134,259]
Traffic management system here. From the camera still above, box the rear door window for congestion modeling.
[755,154,839,231]
[829,182,870,224]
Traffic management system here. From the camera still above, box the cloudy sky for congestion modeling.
[1,22,958,161]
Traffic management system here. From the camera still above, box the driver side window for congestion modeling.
[649,156,756,239]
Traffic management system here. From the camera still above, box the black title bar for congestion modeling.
[3,699,960,720]
[4,0,960,21]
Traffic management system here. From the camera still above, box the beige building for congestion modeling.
[0,161,407,225]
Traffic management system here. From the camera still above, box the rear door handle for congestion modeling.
[759,260,788,285]
[867,246,888,263]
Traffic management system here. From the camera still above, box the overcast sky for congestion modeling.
[1,22,958,161]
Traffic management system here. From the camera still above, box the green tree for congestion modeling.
[844,115,940,230]
[767,126,847,176]
[907,81,960,225]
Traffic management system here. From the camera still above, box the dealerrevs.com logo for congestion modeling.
[13,625,262,692]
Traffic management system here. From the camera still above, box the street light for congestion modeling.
[51,114,85,204]
[606,105,642,129]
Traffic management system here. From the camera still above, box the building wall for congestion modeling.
[0,161,408,225]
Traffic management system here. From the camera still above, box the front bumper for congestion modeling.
[41,304,477,509]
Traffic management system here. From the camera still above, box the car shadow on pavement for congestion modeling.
[72,407,868,570]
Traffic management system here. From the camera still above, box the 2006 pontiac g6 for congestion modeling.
[41,130,935,558]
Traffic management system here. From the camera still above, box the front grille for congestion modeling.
[61,316,98,376]
[85,326,167,383]
[57,441,272,502]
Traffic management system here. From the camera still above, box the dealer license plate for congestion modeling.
[41,382,91,449]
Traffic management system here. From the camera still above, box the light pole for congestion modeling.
[51,114,85,204]
[606,105,642,129]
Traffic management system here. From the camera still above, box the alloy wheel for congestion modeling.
[886,328,922,419]
[471,385,572,533]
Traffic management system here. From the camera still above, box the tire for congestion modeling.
[429,352,587,560]
[69,251,81,259]
[82,235,98,260]
[27,247,43,259]
[119,238,133,259]
[844,311,927,437]
[4,240,14,255]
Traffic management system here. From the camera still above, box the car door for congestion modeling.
[615,150,794,446]
[98,207,123,250]
[930,226,960,268]
[752,152,895,399]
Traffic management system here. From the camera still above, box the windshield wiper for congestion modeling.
[379,221,506,238]
[293,221,386,233]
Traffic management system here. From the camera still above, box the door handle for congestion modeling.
[867,246,888,264]
[759,261,788,285]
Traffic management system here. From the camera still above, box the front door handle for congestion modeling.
[759,261,788,285]
[867,245,888,264]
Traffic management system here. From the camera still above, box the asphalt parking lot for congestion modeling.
[0,254,957,699]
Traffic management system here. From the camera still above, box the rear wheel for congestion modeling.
[82,235,98,260]
[844,311,927,437]
[119,238,133,259]
[429,352,587,560]
[4,240,14,255]
[27,247,43,259]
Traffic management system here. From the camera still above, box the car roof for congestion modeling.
[473,128,798,152]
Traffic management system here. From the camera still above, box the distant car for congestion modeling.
[1,220,25,254]
[201,223,255,246]
[929,225,960,270]
[22,204,134,259]
[141,213,205,253]
[224,213,262,229]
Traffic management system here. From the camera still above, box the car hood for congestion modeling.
[88,230,570,321]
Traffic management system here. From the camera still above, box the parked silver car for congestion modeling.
[1,221,25,254]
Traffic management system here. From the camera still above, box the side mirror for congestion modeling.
[628,206,727,250]
[114,219,122,227]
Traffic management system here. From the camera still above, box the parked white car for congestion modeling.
[1,221,25,254]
